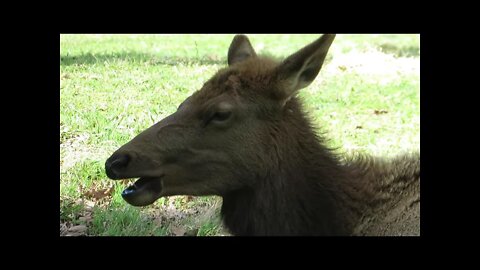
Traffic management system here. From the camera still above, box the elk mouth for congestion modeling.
[121,176,164,207]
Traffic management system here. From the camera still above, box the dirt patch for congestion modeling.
[60,198,95,236]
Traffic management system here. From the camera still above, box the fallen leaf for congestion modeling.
[153,216,163,227]
[185,229,199,236]
[60,223,69,235]
[69,225,87,232]
[66,225,87,236]
[79,215,93,223]
[374,109,388,115]
[171,226,186,236]
[83,186,114,200]
[84,200,95,209]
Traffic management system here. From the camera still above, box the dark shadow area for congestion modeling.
[378,43,420,57]
[60,52,227,66]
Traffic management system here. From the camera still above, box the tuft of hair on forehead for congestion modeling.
[231,55,279,77]
[195,56,281,101]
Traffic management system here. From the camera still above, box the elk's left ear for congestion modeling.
[275,34,336,102]
[228,34,257,66]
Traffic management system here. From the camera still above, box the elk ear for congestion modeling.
[275,34,336,103]
[228,34,257,66]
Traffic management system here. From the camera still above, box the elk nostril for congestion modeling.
[106,153,131,179]
[111,154,130,169]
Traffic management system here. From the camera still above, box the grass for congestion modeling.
[60,34,420,236]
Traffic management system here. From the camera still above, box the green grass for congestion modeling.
[89,206,169,236]
[60,34,420,236]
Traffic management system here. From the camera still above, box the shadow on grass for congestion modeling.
[60,43,419,67]
[60,52,226,66]
[379,43,420,57]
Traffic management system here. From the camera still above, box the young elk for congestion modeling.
[105,34,420,236]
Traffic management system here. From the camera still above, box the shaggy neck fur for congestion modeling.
[220,98,379,236]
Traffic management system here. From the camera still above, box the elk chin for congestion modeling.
[121,177,164,206]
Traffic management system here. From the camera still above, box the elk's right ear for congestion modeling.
[274,34,336,104]
[228,34,257,66]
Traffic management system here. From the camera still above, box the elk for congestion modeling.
[105,34,420,236]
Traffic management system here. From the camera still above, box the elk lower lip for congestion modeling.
[122,185,137,195]
[122,177,156,192]
[121,177,164,206]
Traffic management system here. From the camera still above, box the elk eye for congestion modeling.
[206,102,234,126]
[211,111,232,122]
